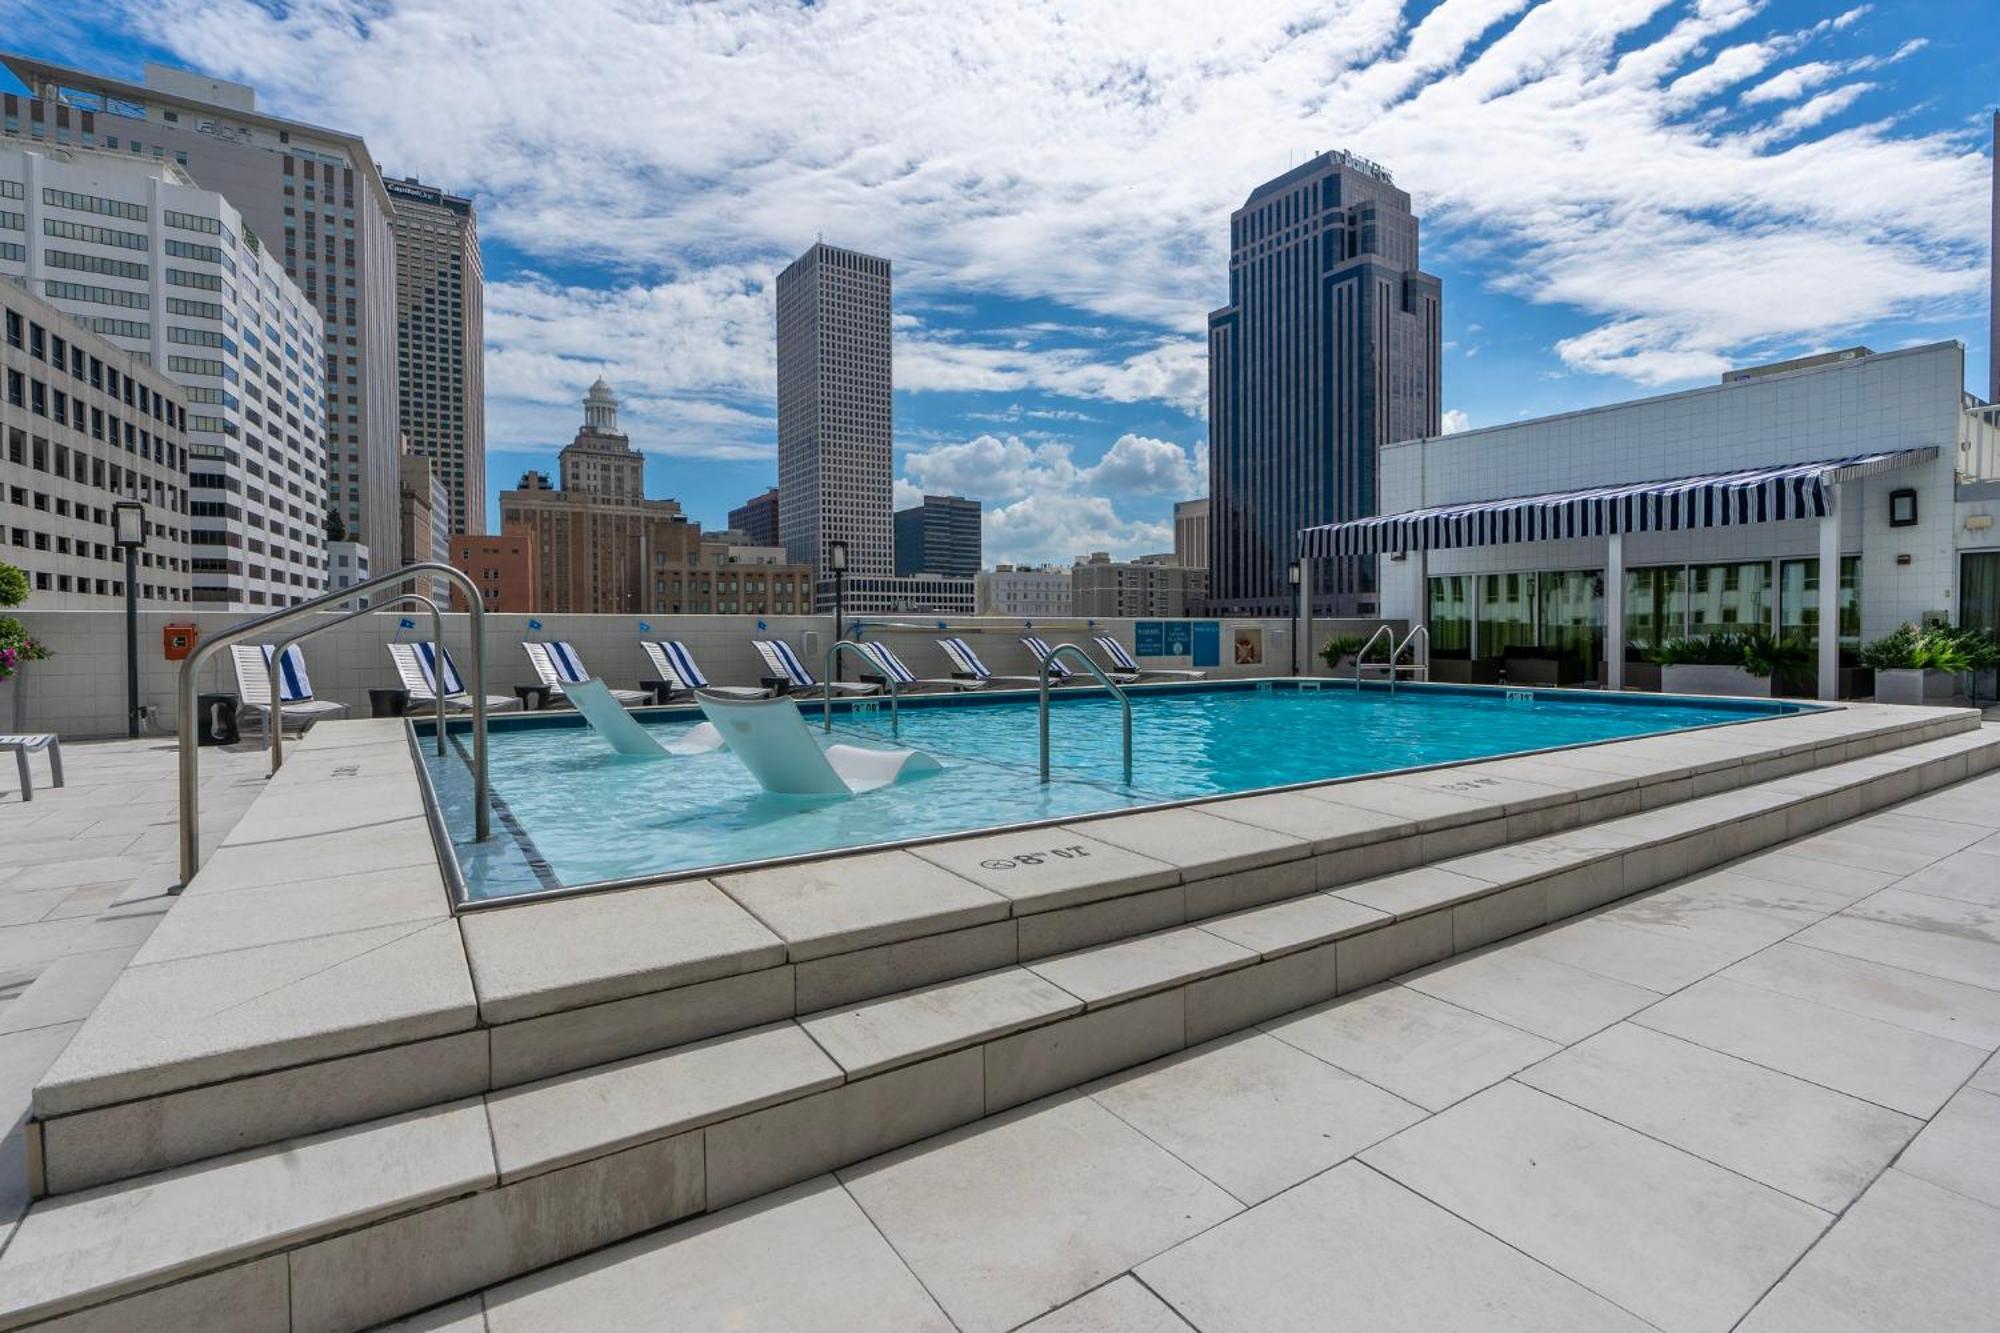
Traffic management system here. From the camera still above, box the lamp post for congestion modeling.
[112,501,146,738]
[1287,560,1302,676]
[828,539,849,678]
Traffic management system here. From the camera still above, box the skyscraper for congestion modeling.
[774,241,892,597]
[2,144,327,610]
[387,176,484,538]
[3,55,403,564]
[1206,150,1441,615]
[727,486,780,545]
[893,494,981,576]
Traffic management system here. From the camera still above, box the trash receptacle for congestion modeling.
[197,693,239,746]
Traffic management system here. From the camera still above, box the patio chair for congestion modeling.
[1021,636,1087,683]
[387,642,522,714]
[642,641,772,700]
[1093,635,1206,682]
[563,678,723,758]
[859,642,985,692]
[230,644,351,734]
[694,692,940,797]
[523,640,650,707]
[753,639,879,696]
[936,636,1041,687]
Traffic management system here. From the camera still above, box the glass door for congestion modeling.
[1687,561,1772,637]
[1426,576,1471,654]
[1476,572,1536,657]
[1537,569,1605,681]
[1624,566,1685,658]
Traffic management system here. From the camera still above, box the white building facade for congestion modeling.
[1350,342,2000,699]
[975,564,1072,618]
[1,143,327,610]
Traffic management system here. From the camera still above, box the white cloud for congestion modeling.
[1441,409,1472,433]
[1741,61,1842,104]
[92,0,1989,432]
[897,431,1203,563]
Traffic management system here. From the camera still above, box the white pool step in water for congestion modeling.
[2,721,1992,1333]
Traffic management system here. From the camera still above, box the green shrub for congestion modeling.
[1318,634,1368,668]
[1648,633,1753,667]
[1739,633,1813,680]
[0,561,27,609]
[1859,624,2000,674]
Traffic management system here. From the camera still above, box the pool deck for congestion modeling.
[0,697,1996,1329]
[464,767,2000,1332]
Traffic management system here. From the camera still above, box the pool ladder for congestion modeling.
[1353,623,1430,694]
[1038,643,1133,785]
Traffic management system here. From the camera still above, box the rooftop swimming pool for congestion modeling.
[418,680,1812,903]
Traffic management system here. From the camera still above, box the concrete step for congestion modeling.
[2,721,1991,1333]
[19,704,1980,1202]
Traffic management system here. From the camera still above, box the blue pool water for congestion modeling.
[421,682,1807,901]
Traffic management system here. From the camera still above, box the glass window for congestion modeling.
[1687,561,1771,634]
[1960,551,2000,637]
[1426,576,1470,653]
[1778,556,1861,655]
[1476,573,1536,656]
[1624,565,1685,658]
[1538,570,1605,678]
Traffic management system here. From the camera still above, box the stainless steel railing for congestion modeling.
[177,562,489,888]
[1352,624,1396,686]
[822,640,900,736]
[1037,642,1132,785]
[267,593,446,774]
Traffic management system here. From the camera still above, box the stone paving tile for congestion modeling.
[1894,1087,2000,1209]
[483,1177,953,1333]
[1086,1031,1424,1204]
[1737,1169,2000,1333]
[801,968,1079,1077]
[1138,1160,1652,1333]
[1787,912,2000,992]
[840,1094,1239,1333]
[1015,1276,1191,1332]
[908,828,1179,914]
[1634,976,1988,1118]
[378,1297,487,1332]
[0,1019,81,1132]
[1511,914,1742,993]
[0,946,138,1037]
[1725,850,1900,901]
[1072,807,1308,877]
[1401,946,1658,1043]
[1363,1081,1830,1333]
[1892,849,2000,909]
[717,849,1008,961]
[1263,984,1558,1112]
[1518,1023,1919,1212]
[1973,1051,2000,1096]
[1720,942,2000,1048]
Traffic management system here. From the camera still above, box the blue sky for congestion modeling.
[5,0,1995,564]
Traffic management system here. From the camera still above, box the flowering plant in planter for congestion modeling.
[0,560,51,681]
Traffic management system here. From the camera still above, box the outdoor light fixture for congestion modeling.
[112,501,147,739]
[827,539,849,672]
[1287,561,1302,675]
[1888,488,1918,528]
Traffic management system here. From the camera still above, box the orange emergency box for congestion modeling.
[163,623,199,660]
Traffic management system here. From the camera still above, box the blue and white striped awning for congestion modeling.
[1300,447,1938,559]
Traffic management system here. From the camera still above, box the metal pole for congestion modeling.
[467,583,490,844]
[124,545,139,739]
[1038,664,1052,781]
[834,570,844,679]
[270,593,446,775]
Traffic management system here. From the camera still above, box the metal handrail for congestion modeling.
[177,562,490,889]
[1038,642,1132,785]
[1352,624,1396,686]
[1390,624,1430,695]
[822,641,900,736]
[268,593,446,775]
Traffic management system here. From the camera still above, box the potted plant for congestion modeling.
[0,561,51,730]
[1740,632,1816,698]
[1651,632,1781,697]
[1860,624,2000,705]
[1318,634,1368,673]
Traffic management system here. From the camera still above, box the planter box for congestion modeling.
[1504,653,1586,688]
[1874,667,1957,706]
[1621,660,1662,692]
[0,672,20,731]
[1430,656,1502,685]
[1660,663,1772,698]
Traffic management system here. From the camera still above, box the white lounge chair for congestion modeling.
[936,636,1040,687]
[859,642,985,692]
[387,642,521,714]
[1094,635,1205,681]
[1021,636,1088,683]
[695,693,939,797]
[754,639,879,696]
[523,641,650,707]
[563,679,723,757]
[642,641,771,700]
[230,644,350,734]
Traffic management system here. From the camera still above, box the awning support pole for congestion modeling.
[1818,485,1841,701]
[1605,532,1624,692]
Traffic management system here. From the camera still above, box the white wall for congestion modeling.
[5,609,1388,738]
[1375,342,1969,639]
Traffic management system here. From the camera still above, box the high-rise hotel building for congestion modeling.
[3,55,402,562]
[1,144,327,609]
[775,242,892,597]
[387,175,483,538]
[1206,150,1441,615]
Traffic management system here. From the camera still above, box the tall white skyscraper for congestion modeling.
[1,143,328,610]
[774,241,892,593]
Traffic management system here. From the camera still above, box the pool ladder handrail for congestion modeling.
[268,592,447,776]
[1038,642,1132,785]
[1352,623,1430,694]
[177,562,490,890]
[822,640,900,737]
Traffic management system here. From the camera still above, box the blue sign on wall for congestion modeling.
[1133,620,1165,657]
[1191,620,1221,667]
[1162,621,1193,657]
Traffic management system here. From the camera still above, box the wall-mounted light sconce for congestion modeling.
[1888,488,1918,528]
[1966,514,1994,532]
[1895,553,1913,566]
